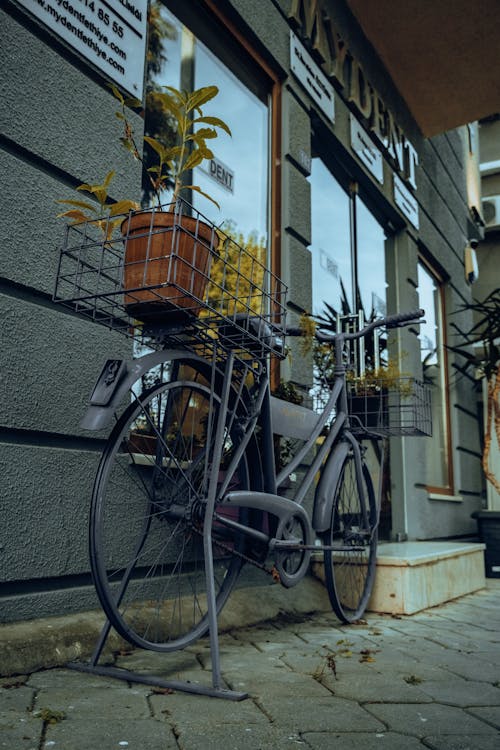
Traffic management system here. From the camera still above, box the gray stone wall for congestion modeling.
[233,0,483,539]
[1,4,142,621]
[0,0,485,624]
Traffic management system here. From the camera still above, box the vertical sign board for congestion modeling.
[350,115,384,185]
[290,31,335,122]
[394,174,420,230]
[16,0,148,98]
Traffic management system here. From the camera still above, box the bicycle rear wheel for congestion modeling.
[322,449,377,623]
[90,371,251,652]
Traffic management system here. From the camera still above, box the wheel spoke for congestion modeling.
[90,376,248,652]
[323,451,377,623]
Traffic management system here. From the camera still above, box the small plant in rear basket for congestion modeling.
[58,84,231,322]
[304,304,412,402]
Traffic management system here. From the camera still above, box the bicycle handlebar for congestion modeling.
[285,308,425,342]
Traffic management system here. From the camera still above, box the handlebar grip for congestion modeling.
[385,308,425,329]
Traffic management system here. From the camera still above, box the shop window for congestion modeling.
[310,155,390,536]
[418,260,454,492]
[310,157,387,360]
[145,2,271,246]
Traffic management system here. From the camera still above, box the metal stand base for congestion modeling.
[66,612,247,701]
[69,354,248,701]
[66,660,247,701]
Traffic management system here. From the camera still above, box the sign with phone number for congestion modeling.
[17,0,147,98]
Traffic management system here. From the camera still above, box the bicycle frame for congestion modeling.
[80,333,374,555]
[213,334,372,549]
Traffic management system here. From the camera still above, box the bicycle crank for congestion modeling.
[271,510,314,588]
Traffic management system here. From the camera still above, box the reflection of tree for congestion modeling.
[207,223,266,317]
[315,289,388,378]
[143,1,177,206]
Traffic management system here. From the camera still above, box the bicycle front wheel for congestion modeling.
[90,374,250,652]
[322,449,377,623]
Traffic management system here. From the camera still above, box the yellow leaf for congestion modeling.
[55,199,96,211]
[109,200,139,216]
[56,209,90,223]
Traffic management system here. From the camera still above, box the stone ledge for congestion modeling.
[375,540,485,566]
[0,576,331,678]
[312,541,486,616]
[369,541,486,614]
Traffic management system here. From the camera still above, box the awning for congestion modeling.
[346,0,500,136]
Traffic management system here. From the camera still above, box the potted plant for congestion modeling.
[303,304,411,429]
[449,289,500,576]
[58,83,231,323]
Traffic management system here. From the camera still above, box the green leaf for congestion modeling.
[124,96,143,109]
[163,85,186,105]
[187,128,217,142]
[182,184,220,209]
[56,208,92,223]
[160,89,183,121]
[120,138,136,155]
[102,170,115,189]
[109,83,124,104]
[109,199,139,216]
[186,86,218,113]
[182,149,205,172]
[56,198,97,211]
[159,145,182,161]
[77,171,115,198]
[143,136,165,158]
[194,115,232,137]
[199,145,214,160]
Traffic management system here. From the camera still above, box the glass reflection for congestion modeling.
[418,263,449,488]
[145,4,269,243]
[310,158,352,316]
[356,200,387,320]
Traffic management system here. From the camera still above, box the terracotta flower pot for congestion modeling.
[121,209,214,322]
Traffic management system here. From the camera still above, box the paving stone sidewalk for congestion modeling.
[1,581,499,750]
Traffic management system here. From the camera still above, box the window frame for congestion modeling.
[163,0,282,281]
[418,255,455,495]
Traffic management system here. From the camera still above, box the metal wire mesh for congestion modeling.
[53,198,287,360]
[347,377,432,437]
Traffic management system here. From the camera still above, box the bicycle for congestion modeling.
[54,198,431,689]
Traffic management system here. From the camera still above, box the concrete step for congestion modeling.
[312,541,486,615]
[368,541,486,614]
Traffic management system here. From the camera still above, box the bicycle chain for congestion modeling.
[191,522,281,581]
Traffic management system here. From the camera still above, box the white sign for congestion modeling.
[17,0,147,98]
[200,157,235,194]
[350,115,383,185]
[394,174,419,230]
[320,248,338,279]
[290,31,334,122]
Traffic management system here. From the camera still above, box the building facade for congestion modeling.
[0,0,486,622]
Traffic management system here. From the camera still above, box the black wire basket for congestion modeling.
[347,377,432,437]
[53,198,287,360]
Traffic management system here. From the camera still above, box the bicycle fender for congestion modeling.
[79,349,211,431]
[312,441,350,533]
[224,490,311,529]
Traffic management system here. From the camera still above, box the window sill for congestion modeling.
[428,492,463,503]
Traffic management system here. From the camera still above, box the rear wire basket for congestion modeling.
[347,377,432,437]
[53,198,287,361]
